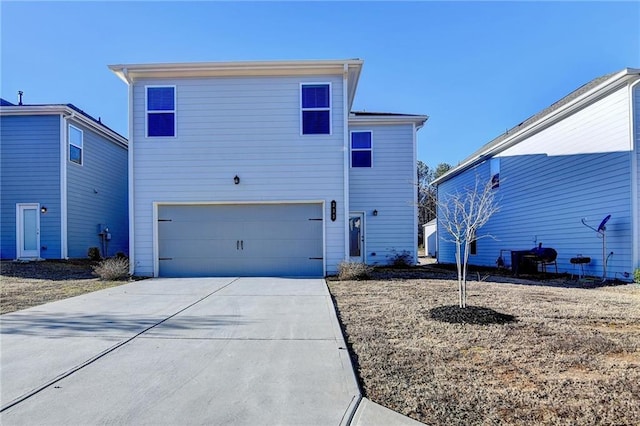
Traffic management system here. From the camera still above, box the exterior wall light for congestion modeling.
[234,175,240,185]
[373,209,378,216]
[40,206,48,214]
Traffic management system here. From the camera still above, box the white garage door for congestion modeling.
[158,203,323,277]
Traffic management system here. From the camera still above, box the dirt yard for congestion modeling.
[1,260,129,314]
[328,268,640,425]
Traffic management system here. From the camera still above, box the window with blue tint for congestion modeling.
[351,131,372,168]
[68,125,83,165]
[147,86,175,137]
[301,83,331,134]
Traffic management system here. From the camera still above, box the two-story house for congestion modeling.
[0,99,128,260]
[109,59,427,277]
[433,68,640,281]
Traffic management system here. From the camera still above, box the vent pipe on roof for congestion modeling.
[18,91,23,105]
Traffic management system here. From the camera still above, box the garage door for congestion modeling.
[158,203,323,277]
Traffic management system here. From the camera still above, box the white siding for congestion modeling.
[131,76,345,276]
[349,124,416,265]
[438,87,635,279]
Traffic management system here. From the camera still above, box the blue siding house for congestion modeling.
[109,59,427,277]
[433,68,640,281]
[0,99,128,260]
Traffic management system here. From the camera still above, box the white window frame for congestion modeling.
[68,124,83,165]
[350,130,373,168]
[300,82,332,136]
[145,85,177,138]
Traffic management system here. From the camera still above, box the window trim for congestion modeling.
[68,124,83,165]
[300,82,332,136]
[350,130,373,168]
[145,85,177,138]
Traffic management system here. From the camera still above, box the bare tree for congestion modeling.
[438,175,500,308]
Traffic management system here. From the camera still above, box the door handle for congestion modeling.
[241,240,244,250]
[237,240,240,250]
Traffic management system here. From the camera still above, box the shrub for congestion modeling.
[93,257,129,281]
[388,250,413,268]
[635,268,640,283]
[87,247,101,261]
[114,251,128,260]
[338,261,373,281]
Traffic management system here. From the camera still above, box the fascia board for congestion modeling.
[1,105,128,148]
[432,70,640,186]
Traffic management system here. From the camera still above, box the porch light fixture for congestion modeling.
[373,209,378,216]
[234,175,240,185]
[40,206,47,214]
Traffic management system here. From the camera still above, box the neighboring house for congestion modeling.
[423,218,437,257]
[0,99,128,260]
[109,59,427,277]
[433,68,640,281]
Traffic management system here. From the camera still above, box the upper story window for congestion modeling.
[68,125,83,165]
[146,86,176,137]
[351,131,372,168]
[301,83,331,135]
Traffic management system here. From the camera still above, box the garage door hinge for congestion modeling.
[158,219,172,222]
[308,218,323,221]
[308,257,323,260]
[159,257,173,261]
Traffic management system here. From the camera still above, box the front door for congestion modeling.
[17,203,40,259]
[349,213,365,262]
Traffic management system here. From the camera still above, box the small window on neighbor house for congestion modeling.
[68,125,83,165]
[351,131,372,168]
[490,158,500,189]
[470,237,477,255]
[146,86,176,137]
[301,83,331,135]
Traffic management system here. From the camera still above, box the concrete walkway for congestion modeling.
[1,277,420,425]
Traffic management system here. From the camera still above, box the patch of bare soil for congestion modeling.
[1,260,129,314]
[328,271,640,425]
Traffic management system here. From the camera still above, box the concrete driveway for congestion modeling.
[0,277,361,425]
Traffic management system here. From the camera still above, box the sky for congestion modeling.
[1,1,639,170]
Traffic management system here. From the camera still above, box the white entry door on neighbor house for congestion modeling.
[17,203,40,259]
[349,213,365,263]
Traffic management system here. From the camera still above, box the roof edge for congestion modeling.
[432,68,640,185]
[0,104,128,147]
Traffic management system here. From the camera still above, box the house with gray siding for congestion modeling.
[109,59,427,277]
[0,99,128,260]
[433,68,640,281]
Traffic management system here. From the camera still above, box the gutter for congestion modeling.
[432,69,640,186]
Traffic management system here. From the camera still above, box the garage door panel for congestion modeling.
[158,204,323,277]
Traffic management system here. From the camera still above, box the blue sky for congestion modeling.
[1,1,638,169]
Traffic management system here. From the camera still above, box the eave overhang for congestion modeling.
[109,59,364,110]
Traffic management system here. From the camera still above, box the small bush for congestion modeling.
[388,250,413,268]
[114,251,128,260]
[93,257,129,281]
[338,261,373,281]
[87,247,101,261]
[635,268,640,283]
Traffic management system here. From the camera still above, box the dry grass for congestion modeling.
[1,260,129,314]
[328,269,640,425]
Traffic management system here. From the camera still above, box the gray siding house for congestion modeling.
[433,68,640,281]
[0,99,128,260]
[109,59,427,277]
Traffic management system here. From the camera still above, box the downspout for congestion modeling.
[343,64,350,265]
[412,123,418,264]
[629,77,640,273]
[123,68,136,276]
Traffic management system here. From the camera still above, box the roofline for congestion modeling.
[108,59,364,110]
[0,104,128,148]
[349,113,429,129]
[432,67,640,185]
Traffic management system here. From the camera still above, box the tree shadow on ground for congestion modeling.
[429,305,517,325]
